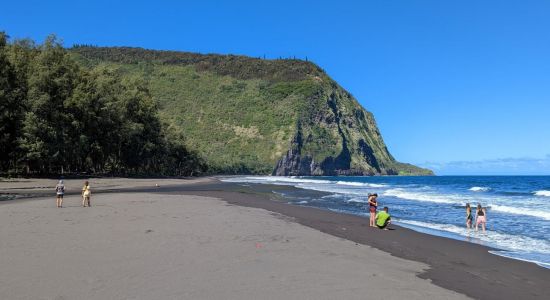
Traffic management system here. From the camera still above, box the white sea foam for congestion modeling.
[534,190,550,197]
[490,204,550,221]
[489,251,550,269]
[222,176,388,190]
[336,181,364,186]
[397,219,550,254]
[382,188,461,204]
[299,185,366,196]
[346,198,368,203]
[223,177,386,197]
[297,200,308,204]
[336,181,387,188]
[469,186,491,192]
[335,181,386,188]
[252,176,332,184]
[367,183,387,188]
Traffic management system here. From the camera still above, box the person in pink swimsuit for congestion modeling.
[368,193,378,227]
[475,204,487,232]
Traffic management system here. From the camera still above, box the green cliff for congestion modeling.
[71,46,432,176]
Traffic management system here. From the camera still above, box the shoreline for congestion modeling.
[221,175,550,269]
[2,177,549,299]
[149,178,550,300]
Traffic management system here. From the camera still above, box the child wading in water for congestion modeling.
[368,193,378,227]
[475,204,487,232]
[466,203,473,229]
[82,181,91,207]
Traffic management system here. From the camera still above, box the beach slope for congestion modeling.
[0,181,466,299]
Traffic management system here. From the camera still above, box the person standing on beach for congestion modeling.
[82,181,91,207]
[55,180,65,208]
[375,207,391,230]
[466,203,473,229]
[368,193,378,227]
[475,204,487,232]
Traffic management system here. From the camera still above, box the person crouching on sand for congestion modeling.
[475,204,487,232]
[55,180,65,208]
[368,193,378,227]
[375,207,391,230]
[466,203,473,229]
[82,181,91,207]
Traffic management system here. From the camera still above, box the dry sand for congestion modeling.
[0,177,211,199]
[0,186,468,299]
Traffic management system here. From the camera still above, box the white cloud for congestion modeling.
[418,155,550,175]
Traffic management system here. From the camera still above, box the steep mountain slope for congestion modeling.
[70,47,432,175]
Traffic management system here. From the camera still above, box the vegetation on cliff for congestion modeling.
[70,45,432,175]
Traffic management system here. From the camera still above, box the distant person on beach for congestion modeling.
[55,180,65,208]
[475,204,487,232]
[375,207,391,230]
[466,203,473,229]
[82,181,91,207]
[368,193,378,227]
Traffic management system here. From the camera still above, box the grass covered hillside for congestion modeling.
[71,46,432,175]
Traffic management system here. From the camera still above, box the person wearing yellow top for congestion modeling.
[82,180,91,207]
[375,207,391,230]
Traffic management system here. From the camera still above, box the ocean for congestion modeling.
[221,175,550,268]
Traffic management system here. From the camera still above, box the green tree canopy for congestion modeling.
[0,32,205,176]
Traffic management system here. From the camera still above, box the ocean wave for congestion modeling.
[336,181,386,188]
[300,185,366,196]
[396,219,550,255]
[222,176,390,190]
[534,190,550,197]
[336,181,365,186]
[346,198,368,203]
[367,183,387,188]
[383,188,461,204]
[221,177,367,197]
[490,204,550,221]
[500,191,533,196]
[253,176,332,184]
[469,186,491,192]
[221,176,332,185]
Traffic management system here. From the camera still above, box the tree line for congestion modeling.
[0,32,206,176]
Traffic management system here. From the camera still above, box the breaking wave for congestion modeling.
[534,190,550,197]
[469,186,491,192]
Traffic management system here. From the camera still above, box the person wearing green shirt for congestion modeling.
[375,207,391,230]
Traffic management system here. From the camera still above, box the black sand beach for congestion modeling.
[1,177,548,299]
[1,177,468,300]
[146,179,550,300]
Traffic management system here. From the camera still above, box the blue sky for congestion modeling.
[2,0,549,174]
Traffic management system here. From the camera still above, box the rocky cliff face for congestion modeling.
[273,81,411,176]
